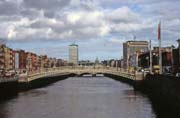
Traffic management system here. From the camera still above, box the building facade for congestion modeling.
[138,50,172,73]
[173,39,180,73]
[26,52,33,72]
[69,44,78,65]
[123,41,149,69]
[0,44,14,72]
[15,50,27,72]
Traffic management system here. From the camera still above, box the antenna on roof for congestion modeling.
[133,35,136,41]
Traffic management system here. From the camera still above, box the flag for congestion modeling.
[158,21,161,40]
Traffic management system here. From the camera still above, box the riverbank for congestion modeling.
[0,73,76,101]
[105,73,180,118]
[0,81,18,100]
[104,73,136,86]
[18,73,75,91]
[137,74,180,118]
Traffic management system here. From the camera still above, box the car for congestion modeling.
[3,72,11,77]
[164,73,174,77]
[176,73,180,77]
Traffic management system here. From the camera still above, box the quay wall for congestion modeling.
[0,80,18,100]
[137,74,180,118]
[18,73,75,91]
[105,73,180,118]
[0,73,76,100]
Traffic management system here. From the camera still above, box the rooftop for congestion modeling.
[177,39,180,42]
[126,40,148,44]
[69,43,78,47]
[127,40,148,42]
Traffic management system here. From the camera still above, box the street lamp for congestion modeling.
[142,69,145,80]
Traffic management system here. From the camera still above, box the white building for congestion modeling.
[123,41,149,69]
[69,44,78,65]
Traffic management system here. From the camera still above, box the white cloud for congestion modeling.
[7,26,16,39]
[67,13,81,24]
[0,0,179,48]
[107,6,140,23]
[23,0,71,10]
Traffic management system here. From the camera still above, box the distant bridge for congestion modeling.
[18,67,144,83]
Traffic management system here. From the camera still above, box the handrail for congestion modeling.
[1,66,141,83]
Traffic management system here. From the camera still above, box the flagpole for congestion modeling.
[158,21,162,74]
[159,37,162,74]
[149,39,152,74]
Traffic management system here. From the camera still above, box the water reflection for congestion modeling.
[0,77,156,118]
[0,102,8,118]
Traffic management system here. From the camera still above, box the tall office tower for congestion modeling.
[69,44,78,65]
[123,41,149,69]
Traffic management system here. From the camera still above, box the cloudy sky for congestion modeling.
[0,0,180,61]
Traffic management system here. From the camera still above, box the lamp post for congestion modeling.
[116,59,118,71]
[142,69,145,80]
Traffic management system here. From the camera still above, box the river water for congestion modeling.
[0,76,156,118]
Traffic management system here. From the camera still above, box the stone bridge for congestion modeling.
[18,67,144,83]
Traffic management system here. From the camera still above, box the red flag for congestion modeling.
[158,22,161,40]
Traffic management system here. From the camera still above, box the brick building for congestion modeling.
[0,44,14,72]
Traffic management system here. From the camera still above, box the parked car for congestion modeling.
[164,73,174,77]
[3,72,12,77]
[3,70,16,78]
[176,73,180,77]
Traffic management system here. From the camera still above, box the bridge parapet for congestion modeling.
[18,66,143,83]
[0,76,19,83]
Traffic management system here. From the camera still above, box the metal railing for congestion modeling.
[18,66,139,82]
[0,75,19,83]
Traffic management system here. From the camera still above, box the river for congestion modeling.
[0,76,156,118]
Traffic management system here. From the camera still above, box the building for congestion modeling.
[138,50,172,73]
[0,44,69,75]
[55,59,66,67]
[153,46,173,52]
[173,39,180,73]
[48,58,57,68]
[123,41,149,69]
[177,39,180,64]
[26,52,33,72]
[129,52,140,70]
[31,53,37,70]
[95,57,99,65]
[101,59,122,68]
[40,55,48,68]
[36,55,41,71]
[79,60,94,66]
[172,48,179,73]
[69,44,78,65]
[15,49,27,73]
[0,44,14,72]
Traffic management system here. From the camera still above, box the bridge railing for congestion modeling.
[102,67,136,80]
[18,66,143,82]
[0,75,19,83]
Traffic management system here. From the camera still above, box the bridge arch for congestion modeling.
[19,67,138,83]
[79,72,94,77]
